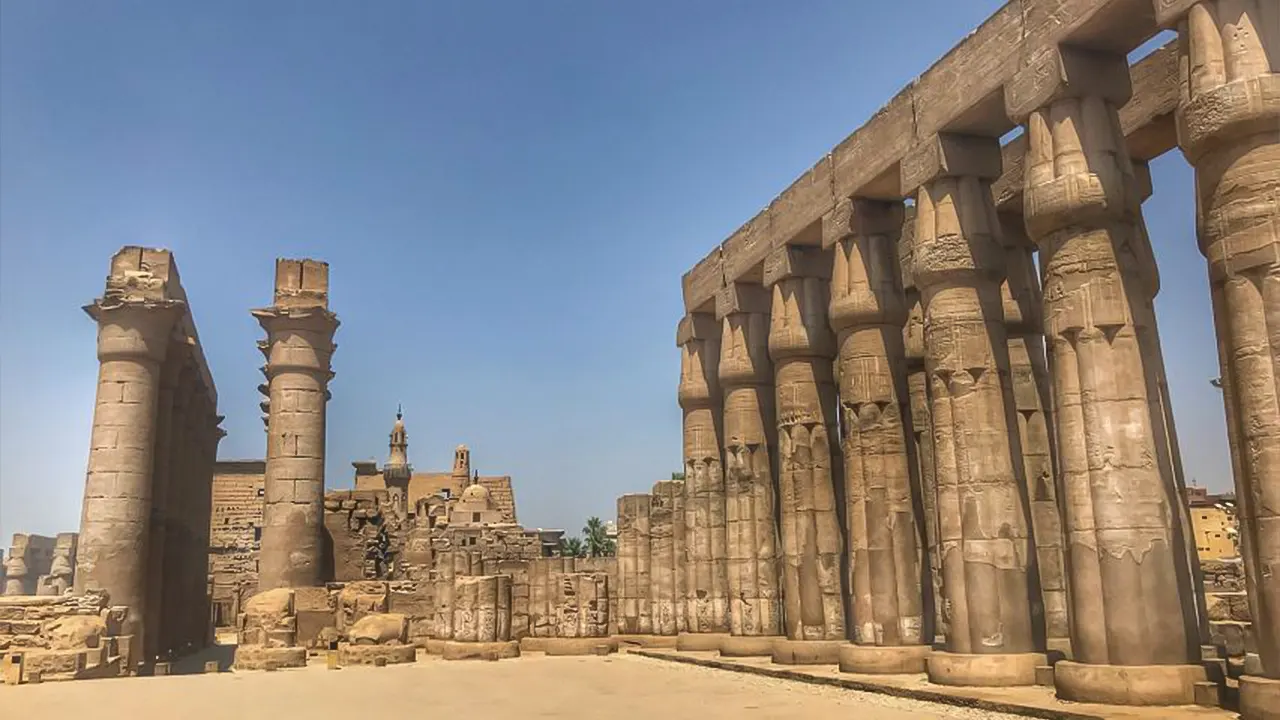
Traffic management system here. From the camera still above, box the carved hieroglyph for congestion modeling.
[452,575,512,643]
[827,199,928,649]
[998,219,1070,648]
[649,479,687,636]
[1162,0,1280,688]
[678,313,730,635]
[254,259,339,592]
[718,283,783,639]
[907,134,1037,657]
[1011,46,1202,668]
[528,557,576,637]
[616,493,652,635]
[767,245,846,643]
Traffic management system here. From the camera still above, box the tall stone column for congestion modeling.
[717,281,783,656]
[616,493,652,636]
[253,259,339,592]
[826,198,933,674]
[900,207,947,644]
[998,216,1070,657]
[1007,46,1208,704]
[677,313,731,650]
[649,479,686,637]
[1158,2,1280,715]
[76,298,183,671]
[766,243,847,666]
[157,366,193,660]
[902,133,1043,687]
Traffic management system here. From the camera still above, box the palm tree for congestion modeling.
[559,537,586,558]
[583,516,615,558]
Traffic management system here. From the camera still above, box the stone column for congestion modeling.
[1007,46,1208,704]
[253,259,339,591]
[76,297,183,671]
[826,198,932,674]
[717,281,783,656]
[998,216,1070,657]
[677,313,731,650]
[1157,2,1280,714]
[157,365,193,660]
[616,493,653,636]
[649,479,686,637]
[444,574,519,660]
[902,133,1043,687]
[763,243,846,666]
[900,207,947,644]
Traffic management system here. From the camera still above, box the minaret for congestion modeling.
[384,405,411,486]
[451,445,472,487]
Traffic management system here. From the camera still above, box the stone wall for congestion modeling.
[323,489,409,582]
[0,591,131,682]
[1202,558,1253,658]
[209,461,264,627]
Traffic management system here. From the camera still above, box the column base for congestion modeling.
[1046,637,1073,660]
[771,639,843,665]
[337,643,417,666]
[1239,675,1280,720]
[614,634,678,649]
[676,632,729,652]
[233,646,308,671]
[838,644,931,674]
[440,640,521,661]
[423,638,448,655]
[521,637,617,656]
[720,635,783,657]
[926,651,1044,687]
[1053,660,1208,705]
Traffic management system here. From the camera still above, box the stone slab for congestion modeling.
[233,645,308,671]
[676,632,728,652]
[336,643,416,666]
[440,640,520,661]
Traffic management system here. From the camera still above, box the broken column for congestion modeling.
[1157,3,1280,714]
[826,198,932,674]
[764,243,846,665]
[717,281,783,657]
[253,259,339,591]
[903,134,1043,686]
[649,479,686,638]
[442,575,520,660]
[677,313,731,651]
[616,493,653,637]
[998,216,1070,657]
[1008,45,1208,704]
[76,248,187,671]
[35,534,78,596]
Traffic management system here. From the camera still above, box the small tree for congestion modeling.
[559,536,586,558]
[671,471,686,481]
[583,516,615,558]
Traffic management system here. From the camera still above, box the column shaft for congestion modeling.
[678,313,730,638]
[718,283,782,643]
[649,479,687,636]
[616,493,652,634]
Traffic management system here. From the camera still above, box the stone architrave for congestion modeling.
[900,207,947,644]
[76,251,186,665]
[253,259,339,592]
[1156,2,1280,715]
[901,133,1043,687]
[998,216,1071,655]
[677,313,730,649]
[648,479,686,636]
[764,243,846,665]
[616,493,652,635]
[826,199,932,674]
[1008,45,1208,704]
[717,282,783,656]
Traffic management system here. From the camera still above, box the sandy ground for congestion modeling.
[2,652,1026,720]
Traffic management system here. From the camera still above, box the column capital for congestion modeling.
[86,300,184,364]
[253,306,340,377]
[900,133,1002,196]
[1152,0,1198,28]
[1005,44,1131,123]
[762,245,830,287]
[676,312,719,347]
[822,198,903,249]
[714,282,770,321]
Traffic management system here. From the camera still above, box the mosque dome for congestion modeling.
[460,483,491,504]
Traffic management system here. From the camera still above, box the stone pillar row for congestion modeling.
[657,5,1277,710]
[75,247,224,674]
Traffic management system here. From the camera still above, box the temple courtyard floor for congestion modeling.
[1,649,1239,720]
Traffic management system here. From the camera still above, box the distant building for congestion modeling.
[1185,485,1239,560]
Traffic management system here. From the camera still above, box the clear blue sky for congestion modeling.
[0,1,1232,546]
